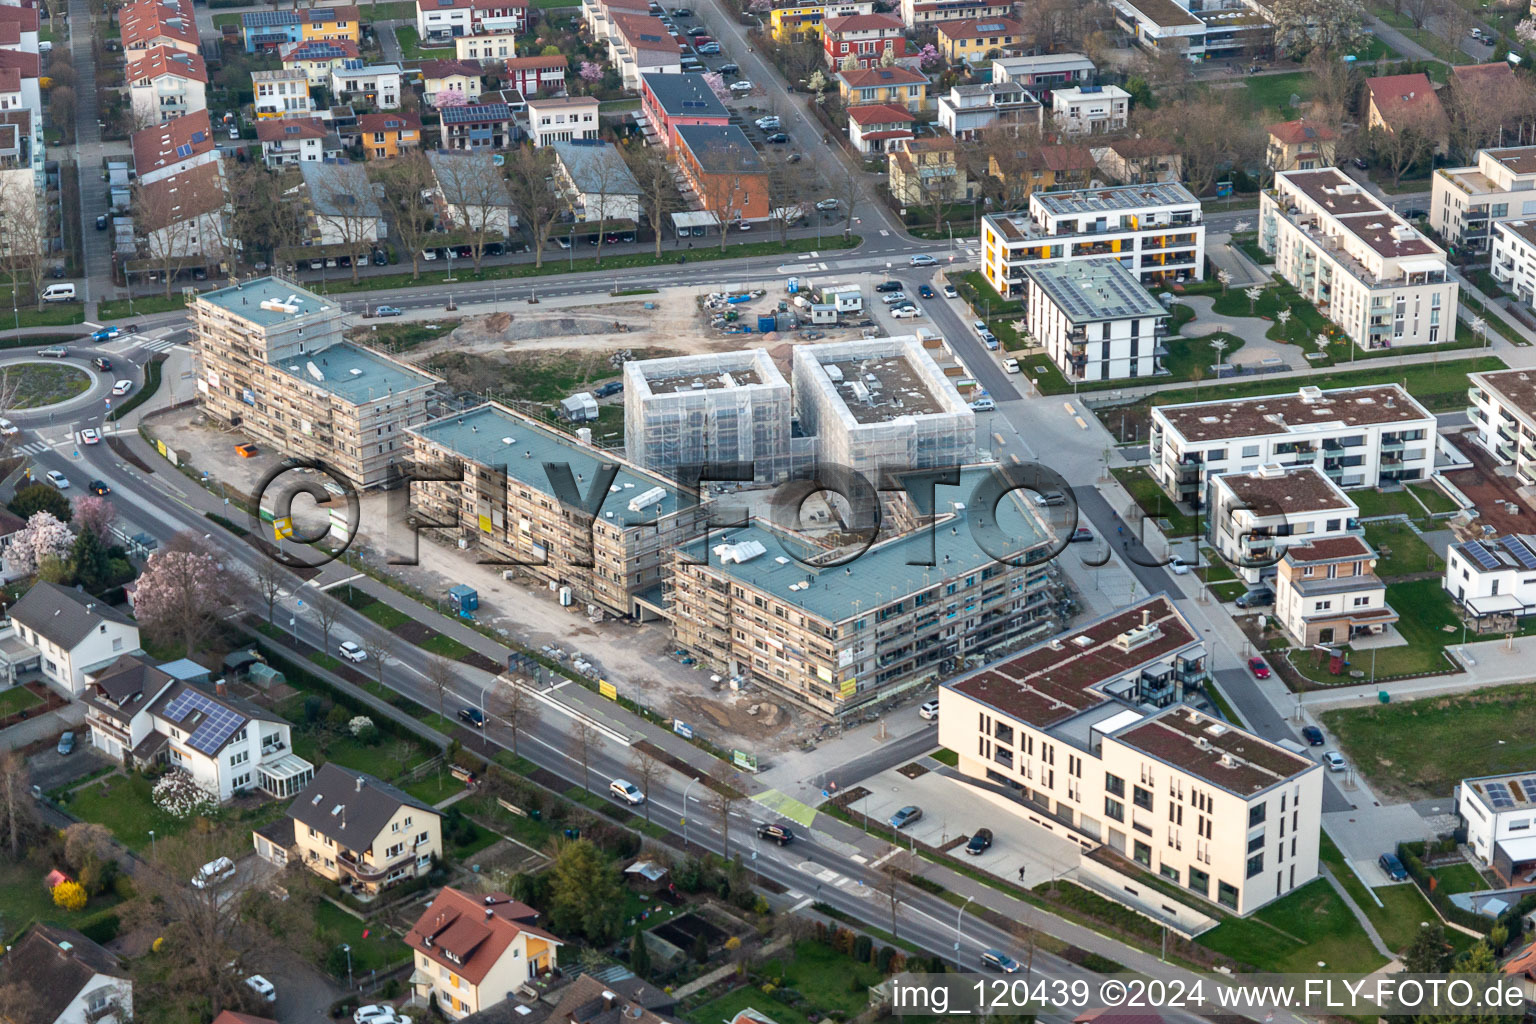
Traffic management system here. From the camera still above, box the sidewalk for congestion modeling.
[1299,633,1536,708]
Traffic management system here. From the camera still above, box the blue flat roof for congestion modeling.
[197,276,338,328]
[275,341,436,404]
[681,468,1049,622]
[412,403,686,524]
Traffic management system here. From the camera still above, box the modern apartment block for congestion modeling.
[623,350,798,482]
[981,182,1205,298]
[1274,536,1396,646]
[1261,169,1457,349]
[1431,147,1536,254]
[1489,219,1536,306]
[1467,368,1536,486]
[1456,771,1536,885]
[1149,384,1435,507]
[406,401,704,620]
[667,471,1057,718]
[191,277,439,490]
[790,336,975,487]
[1206,465,1360,584]
[1444,533,1536,624]
[939,596,1322,917]
[1023,259,1169,382]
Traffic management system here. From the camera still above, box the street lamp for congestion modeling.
[148,830,155,858]
[1472,316,1488,350]
[954,894,973,953]
[340,943,353,990]
[681,776,700,848]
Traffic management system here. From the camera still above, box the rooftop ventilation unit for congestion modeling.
[627,486,666,513]
[1112,623,1161,652]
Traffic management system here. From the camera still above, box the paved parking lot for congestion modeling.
[854,764,1085,887]
[27,742,112,794]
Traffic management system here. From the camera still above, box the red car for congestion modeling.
[1248,656,1271,679]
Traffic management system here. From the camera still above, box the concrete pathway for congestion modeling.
[1300,631,1536,708]
[1319,864,1394,958]
[1365,12,1439,62]
[68,0,111,317]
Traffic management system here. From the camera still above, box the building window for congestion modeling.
[1105,773,1125,797]
[1105,797,1124,822]
[1188,867,1210,897]
[1248,803,1266,827]
[1159,863,1180,883]
[1133,785,1153,811]
[1134,840,1152,867]
[1248,833,1265,853]
[1218,880,1240,908]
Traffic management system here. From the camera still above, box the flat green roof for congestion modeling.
[197,276,339,328]
[275,341,436,404]
[412,403,686,523]
[682,468,1050,622]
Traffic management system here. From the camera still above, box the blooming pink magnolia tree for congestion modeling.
[6,512,75,577]
[132,545,230,657]
[917,43,941,68]
[72,495,116,541]
[701,71,731,103]
[579,61,605,91]
[1518,17,1536,46]
[433,89,468,108]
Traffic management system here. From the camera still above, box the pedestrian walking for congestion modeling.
[1018,865,1026,882]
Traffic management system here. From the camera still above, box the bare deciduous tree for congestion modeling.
[254,558,284,626]
[432,150,511,272]
[361,631,395,690]
[375,151,438,279]
[1369,99,1447,187]
[505,146,563,268]
[0,172,48,310]
[629,145,679,258]
[705,761,744,858]
[0,753,30,861]
[312,590,342,656]
[426,654,455,724]
[306,164,377,283]
[569,719,600,792]
[488,677,538,757]
[629,747,664,824]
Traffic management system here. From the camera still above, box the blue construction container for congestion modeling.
[448,584,479,613]
[758,315,777,333]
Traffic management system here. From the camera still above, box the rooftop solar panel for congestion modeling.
[1507,536,1536,570]
[1463,540,1500,571]
[163,688,247,756]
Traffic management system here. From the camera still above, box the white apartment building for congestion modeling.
[1457,772,1536,886]
[1444,533,1536,624]
[456,29,518,61]
[415,0,528,39]
[1149,384,1436,507]
[939,596,1323,917]
[252,69,313,117]
[981,181,1205,297]
[1023,258,1169,383]
[526,95,599,147]
[1490,219,1536,306]
[4,582,142,697]
[1261,169,1458,350]
[1207,465,1360,584]
[1468,368,1536,486]
[1274,535,1396,647]
[1431,146,1536,254]
[127,46,207,124]
[936,81,1041,140]
[329,61,402,108]
[1050,84,1129,135]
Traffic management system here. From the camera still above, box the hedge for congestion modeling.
[107,355,164,422]
[1396,840,1498,937]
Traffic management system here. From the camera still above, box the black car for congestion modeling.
[671,6,692,14]
[92,357,113,371]
[95,214,108,230]
[718,62,739,74]
[88,480,111,495]
[1302,725,1325,746]
[765,132,788,143]
[1378,852,1408,881]
[457,707,486,728]
[688,24,708,35]
[756,823,794,845]
[1401,207,1427,220]
[372,250,389,266]
[965,828,993,855]
[594,380,623,397]
[1353,157,1369,170]
[1234,586,1275,608]
[875,280,903,292]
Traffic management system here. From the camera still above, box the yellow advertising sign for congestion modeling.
[478,514,493,533]
[817,665,833,683]
[273,516,293,540]
[839,678,856,698]
[599,680,617,701]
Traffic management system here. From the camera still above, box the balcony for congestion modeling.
[336,848,416,884]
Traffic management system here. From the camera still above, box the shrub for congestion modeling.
[52,880,87,912]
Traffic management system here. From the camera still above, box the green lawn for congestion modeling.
[1290,578,1461,685]
[393,25,453,59]
[361,0,419,17]
[1161,331,1246,380]
[1199,878,1387,973]
[687,986,809,1024]
[311,236,860,294]
[1230,71,1316,119]
[349,319,459,353]
[314,900,410,974]
[290,730,434,782]
[1319,831,1435,955]
[0,686,42,716]
[1407,483,1459,515]
[1210,580,1248,603]
[0,859,120,939]
[1319,675,1536,800]
[401,769,474,806]
[360,600,413,629]
[1351,488,1427,518]
[1362,520,1439,578]
[931,747,958,766]
[1429,862,1489,896]
[420,632,475,659]
[67,773,194,851]
[96,294,188,319]
[1111,466,1198,537]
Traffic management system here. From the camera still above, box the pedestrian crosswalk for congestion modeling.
[13,440,50,456]
[140,336,178,353]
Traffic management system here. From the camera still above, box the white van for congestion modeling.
[191,856,236,888]
[41,283,75,302]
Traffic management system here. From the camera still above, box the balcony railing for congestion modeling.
[337,849,417,884]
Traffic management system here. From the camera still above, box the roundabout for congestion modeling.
[6,360,91,410]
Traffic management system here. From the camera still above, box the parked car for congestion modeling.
[980,331,998,349]
[229,125,240,139]
[79,428,100,446]
[373,250,389,266]
[815,198,840,211]
[1401,207,1427,220]
[1248,656,1271,679]
[874,280,902,292]
[889,805,923,829]
[765,132,788,143]
[111,379,133,396]
[671,7,693,15]
[1379,852,1408,881]
[457,706,486,728]
[1324,750,1347,772]
[981,949,1020,973]
[374,305,403,317]
[355,1006,400,1024]
[1235,586,1275,608]
[191,856,236,889]
[1302,725,1325,746]
[36,345,68,358]
[881,292,907,304]
[338,641,367,663]
[972,319,988,335]
[88,480,111,495]
[970,397,996,412]
[610,778,644,805]
[1070,526,1093,543]
[918,284,934,298]
[594,380,623,397]
[45,470,69,489]
[1353,157,1369,170]
[0,417,14,435]
[965,828,993,855]
[941,285,956,299]
[892,305,922,319]
[688,24,708,35]
[1002,358,1020,373]
[1167,556,1191,575]
[755,116,781,130]
[910,254,937,266]
[95,214,108,230]
[1033,491,1067,507]
[57,731,74,755]
[718,63,739,75]
[729,80,753,93]
[756,823,794,844]
[919,699,938,720]
[697,42,720,53]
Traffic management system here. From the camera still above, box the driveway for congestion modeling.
[267,955,348,1024]
[27,743,113,793]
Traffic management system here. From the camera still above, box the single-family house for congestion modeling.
[887,136,974,205]
[552,139,642,222]
[526,94,599,147]
[933,16,1023,62]
[428,148,517,237]
[502,54,567,96]
[126,46,207,124]
[4,582,140,697]
[420,58,485,108]
[357,112,422,158]
[1051,84,1129,135]
[252,69,314,118]
[1098,136,1183,184]
[440,102,516,149]
[4,924,132,1024]
[1274,535,1396,646]
[280,38,361,85]
[1266,118,1339,174]
[299,160,386,246]
[256,116,331,166]
[130,109,217,186]
[834,65,927,112]
[846,102,915,154]
[330,60,403,109]
[1365,72,1447,148]
[822,12,909,70]
[120,0,199,55]
[416,0,528,40]
[405,887,562,1018]
[456,29,519,62]
[241,5,360,52]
